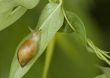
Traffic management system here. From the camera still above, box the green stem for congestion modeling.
[62,8,76,32]
[87,39,110,65]
[42,37,56,78]
[98,49,110,59]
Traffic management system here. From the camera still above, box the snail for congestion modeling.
[17,28,41,67]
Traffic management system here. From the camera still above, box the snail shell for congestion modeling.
[18,30,41,67]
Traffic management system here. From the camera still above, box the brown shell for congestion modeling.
[18,31,41,67]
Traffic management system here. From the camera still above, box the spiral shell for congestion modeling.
[17,30,41,67]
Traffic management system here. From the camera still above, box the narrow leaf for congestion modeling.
[42,37,55,78]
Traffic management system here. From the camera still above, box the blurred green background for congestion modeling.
[0,0,110,78]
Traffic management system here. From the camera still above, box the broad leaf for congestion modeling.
[63,11,110,66]
[61,11,86,45]
[100,67,110,78]
[0,0,40,31]
[0,0,27,31]
[15,0,40,9]
[95,67,110,78]
[95,74,106,78]
[9,2,64,78]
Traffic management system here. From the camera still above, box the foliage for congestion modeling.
[0,0,110,78]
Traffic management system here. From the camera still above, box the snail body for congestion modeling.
[18,30,41,67]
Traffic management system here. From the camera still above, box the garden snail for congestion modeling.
[17,29,41,67]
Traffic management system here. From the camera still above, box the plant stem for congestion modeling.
[62,8,76,32]
[87,39,110,65]
[42,37,56,78]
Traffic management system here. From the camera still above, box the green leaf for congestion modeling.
[0,0,40,31]
[95,74,106,78]
[0,1,27,31]
[59,19,73,33]
[95,67,110,78]
[42,37,55,78]
[9,2,64,78]
[49,0,59,3]
[62,11,86,45]
[15,0,40,9]
[62,11,110,65]
[99,67,110,78]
